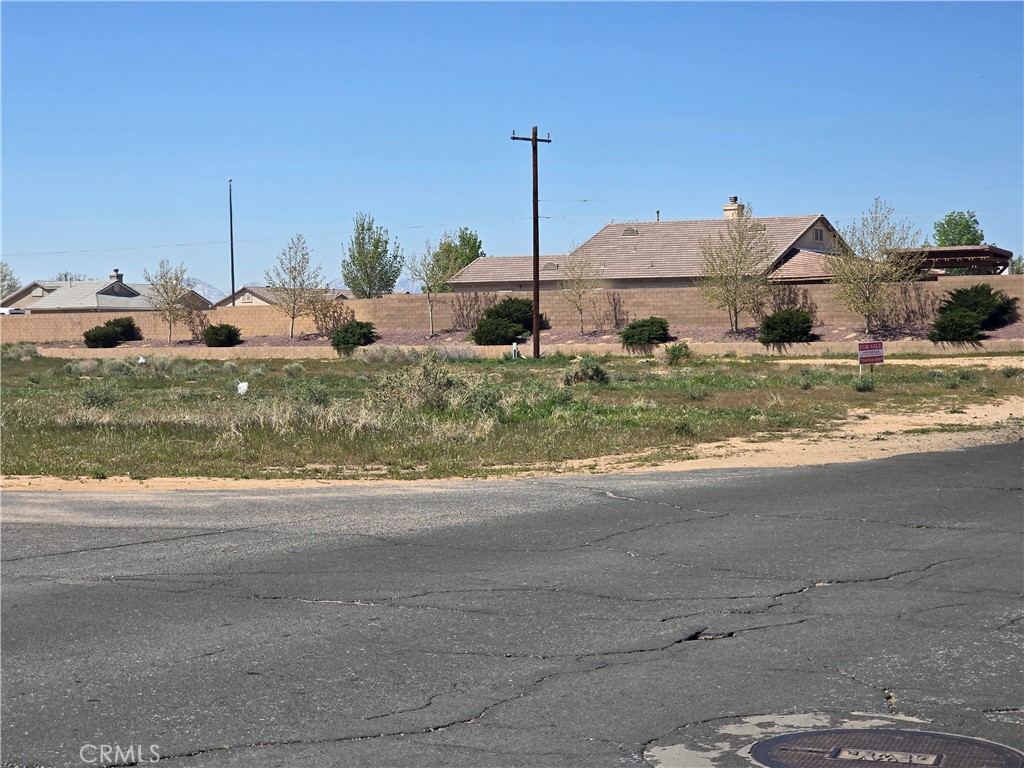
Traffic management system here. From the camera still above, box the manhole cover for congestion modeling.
[750,729,1024,768]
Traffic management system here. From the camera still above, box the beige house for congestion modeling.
[450,198,1015,293]
[1,269,213,313]
[213,286,350,308]
[451,198,842,292]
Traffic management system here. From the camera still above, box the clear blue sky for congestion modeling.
[3,1,1022,293]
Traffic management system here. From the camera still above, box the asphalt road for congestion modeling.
[2,443,1022,768]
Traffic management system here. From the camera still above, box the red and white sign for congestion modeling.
[858,341,885,365]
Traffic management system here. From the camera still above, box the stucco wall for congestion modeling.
[1,275,1021,344]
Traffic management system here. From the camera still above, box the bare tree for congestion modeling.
[825,198,924,334]
[143,260,190,342]
[558,243,604,334]
[698,202,776,332]
[308,291,355,336]
[264,234,325,339]
[407,236,469,336]
[1,261,21,300]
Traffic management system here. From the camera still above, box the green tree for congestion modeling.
[1,261,21,300]
[698,201,776,332]
[436,227,485,280]
[264,233,325,339]
[825,198,924,334]
[142,260,190,342]
[932,210,983,247]
[1008,256,1023,275]
[341,213,403,299]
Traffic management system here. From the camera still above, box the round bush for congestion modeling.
[331,321,378,354]
[757,307,815,345]
[83,324,122,348]
[470,317,525,346]
[619,317,670,346]
[203,323,242,347]
[927,309,984,343]
[105,317,143,342]
[482,297,549,332]
[935,284,1019,330]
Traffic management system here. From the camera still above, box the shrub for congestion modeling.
[83,317,142,348]
[283,363,305,378]
[852,377,875,392]
[203,323,242,347]
[482,297,547,331]
[310,295,355,336]
[562,355,609,386]
[331,320,378,354]
[927,309,984,343]
[935,283,1019,330]
[757,307,815,345]
[620,316,670,346]
[83,324,122,348]
[104,317,143,342]
[80,380,118,407]
[101,358,135,377]
[470,317,525,346]
[664,342,691,365]
[1,342,39,361]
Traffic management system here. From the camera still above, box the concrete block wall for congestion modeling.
[2,276,1021,344]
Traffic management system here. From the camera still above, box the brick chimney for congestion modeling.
[109,269,123,283]
[723,196,744,220]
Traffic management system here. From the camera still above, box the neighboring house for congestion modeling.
[213,286,351,308]
[1,269,213,313]
[450,198,1017,292]
[450,198,842,292]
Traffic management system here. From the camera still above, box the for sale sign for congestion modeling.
[858,341,884,365]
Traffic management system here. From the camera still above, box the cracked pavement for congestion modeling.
[1,442,1022,767]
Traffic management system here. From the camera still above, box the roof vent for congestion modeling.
[542,262,558,270]
[622,227,639,237]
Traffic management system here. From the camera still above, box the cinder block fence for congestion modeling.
[1,276,1021,345]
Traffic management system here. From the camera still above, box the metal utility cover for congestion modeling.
[749,729,1023,768]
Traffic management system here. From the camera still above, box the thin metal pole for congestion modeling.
[511,126,551,358]
[228,178,236,306]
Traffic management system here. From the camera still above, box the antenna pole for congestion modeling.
[511,126,552,359]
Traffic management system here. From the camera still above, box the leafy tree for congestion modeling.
[1,261,21,300]
[1007,256,1023,275]
[932,210,983,247]
[558,243,604,334]
[142,259,190,342]
[264,233,325,339]
[824,198,924,334]
[439,227,485,278]
[341,213,403,299]
[698,201,776,332]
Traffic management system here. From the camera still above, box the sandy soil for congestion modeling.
[4,397,1020,493]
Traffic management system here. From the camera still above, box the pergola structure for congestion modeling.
[913,244,1014,275]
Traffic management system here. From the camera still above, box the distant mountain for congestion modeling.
[186,278,227,304]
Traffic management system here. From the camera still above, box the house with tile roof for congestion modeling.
[212,285,350,308]
[1,269,213,313]
[451,198,841,293]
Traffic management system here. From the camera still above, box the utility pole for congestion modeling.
[511,126,551,359]
[228,178,236,306]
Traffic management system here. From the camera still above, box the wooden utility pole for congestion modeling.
[228,178,236,306]
[511,126,552,358]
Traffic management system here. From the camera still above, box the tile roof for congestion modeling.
[452,215,823,285]
[27,281,156,310]
[770,249,834,281]
[215,286,350,306]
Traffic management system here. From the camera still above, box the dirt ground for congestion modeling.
[4,395,1020,493]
